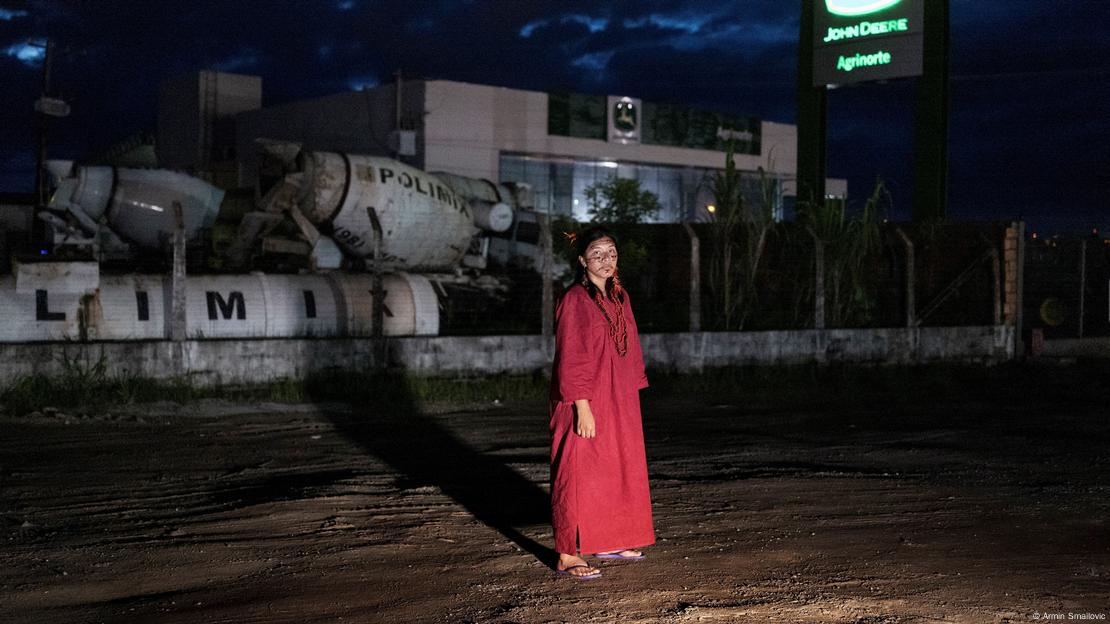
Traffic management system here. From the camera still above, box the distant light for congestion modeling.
[1031,232,1038,240]
[39,249,48,255]
[598,160,618,169]
[347,76,379,91]
[706,204,716,213]
[573,198,579,205]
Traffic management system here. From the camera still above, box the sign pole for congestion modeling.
[797,0,827,207]
[912,0,950,222]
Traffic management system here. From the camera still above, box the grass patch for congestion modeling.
[648,360,1110,407]
[5,359,1110,416]
[0,367,551,416]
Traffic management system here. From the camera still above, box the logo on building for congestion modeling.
[614,100,636,132]
[716,127,755,143]
[608,96,641,144]
[825,0,901,16]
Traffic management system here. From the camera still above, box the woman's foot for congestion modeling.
[594,549,644,559]
[556,553,600,578]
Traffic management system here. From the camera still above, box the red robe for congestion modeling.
[549,283,654,555]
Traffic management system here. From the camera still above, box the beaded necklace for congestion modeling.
[583,277,628,357]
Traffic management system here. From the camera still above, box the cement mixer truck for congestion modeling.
[0,141,536,342]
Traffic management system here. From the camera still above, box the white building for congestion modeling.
[161,73,846,222]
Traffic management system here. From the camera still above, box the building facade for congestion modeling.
[172,74,847,222]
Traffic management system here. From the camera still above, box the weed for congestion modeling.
[5,361,1110,417]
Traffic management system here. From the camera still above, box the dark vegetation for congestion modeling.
[5,355,1110,419]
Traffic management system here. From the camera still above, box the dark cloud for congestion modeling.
[0,0,1106,233]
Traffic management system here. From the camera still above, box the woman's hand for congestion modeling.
[573,400,596,438]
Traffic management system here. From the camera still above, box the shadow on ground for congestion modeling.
[319,374,556,567]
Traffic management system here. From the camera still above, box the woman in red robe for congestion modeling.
[550,228,654,579]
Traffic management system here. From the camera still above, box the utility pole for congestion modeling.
[393,69,403,159]
[34,38,54,208]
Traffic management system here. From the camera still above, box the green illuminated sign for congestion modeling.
[836,50,892,72]
[825,0,902,16]
[813,0,922,86]
[823,18,908,42]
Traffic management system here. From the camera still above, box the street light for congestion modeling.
[34,96,70,118]
[26,38,71,208]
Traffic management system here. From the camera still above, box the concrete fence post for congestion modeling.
[367,207,386,368]
[682,222,701,332]
[1016,221,1026,354]
[539,212,553,338]
[1078,238,1087,338]
[811,231,825,330]
[170,201,187,342]
[990,245,1001,325]
[895,227,915,327]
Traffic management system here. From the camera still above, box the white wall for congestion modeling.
[0,326,1015,388]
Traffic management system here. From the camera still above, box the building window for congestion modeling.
[499,153,781,224]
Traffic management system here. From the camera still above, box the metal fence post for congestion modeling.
[682,222,701,332]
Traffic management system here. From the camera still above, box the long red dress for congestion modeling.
[549,283,654,555]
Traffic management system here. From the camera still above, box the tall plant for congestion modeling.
[708,143,777,330]
[798,179,889,327]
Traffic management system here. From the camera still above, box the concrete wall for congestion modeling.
[0,326,1015,389]
[158,71,262,170]
[1041,337,1110,358]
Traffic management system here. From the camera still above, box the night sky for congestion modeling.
[1,0,1107,234]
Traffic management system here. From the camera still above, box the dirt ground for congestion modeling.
[2,365,1108,624]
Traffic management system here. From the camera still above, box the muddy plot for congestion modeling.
[1,369,1108,624]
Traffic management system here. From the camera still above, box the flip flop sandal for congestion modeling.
[556,564,602,579]
[595,551,645,560]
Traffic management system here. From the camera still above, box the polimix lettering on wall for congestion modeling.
[813,0,924,86]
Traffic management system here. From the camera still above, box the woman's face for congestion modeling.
[579,237,618,284]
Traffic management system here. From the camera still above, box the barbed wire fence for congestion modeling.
[1024,234,1110,340]
[420,215,1108,343]
[476,219,1032,338]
